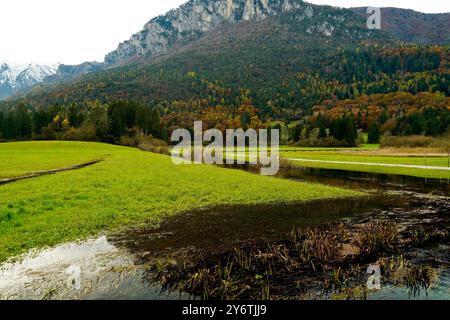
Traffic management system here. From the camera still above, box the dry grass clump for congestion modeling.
[354,222,399,257]
[144,219,446,300]
[381,135,450,152]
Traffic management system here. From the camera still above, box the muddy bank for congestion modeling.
[0,160,102,186]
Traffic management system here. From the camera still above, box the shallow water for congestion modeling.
[223,163,450,195]
[369,268,450,300]
[112,196,389,254]
[0,236,188,300]
[279,165,450,196]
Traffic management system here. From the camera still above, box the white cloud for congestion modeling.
[0,0,449,65]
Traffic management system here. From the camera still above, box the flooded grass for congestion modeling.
[405,265,436,295]
[110,192,449,301]
[354,222,399,258]
[142,218,448,300]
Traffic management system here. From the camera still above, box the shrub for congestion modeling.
[138,137,169,155]
[295,136,357,148]
[72,125,99,141]
[120,134,141,147]
[62,128,78,141]
[39,126,57,140]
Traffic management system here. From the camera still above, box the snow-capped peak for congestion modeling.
[0,62,59,100]
[0,62,59,86]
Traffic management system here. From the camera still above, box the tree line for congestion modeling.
[0,101,164,144]
[290,91,450,146]
[1,92,448,148]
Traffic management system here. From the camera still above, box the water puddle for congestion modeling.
[0,236,188,300]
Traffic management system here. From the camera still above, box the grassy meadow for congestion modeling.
[281,151,450,167]
[0,141,362,262]
[0,141,115,179]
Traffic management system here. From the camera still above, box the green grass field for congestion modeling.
[0,141,361,262]
[0,141,115,179]
[282,150,450,179]
[278,145,380,151]
[281,151,450,167]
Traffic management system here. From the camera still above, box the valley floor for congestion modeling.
[0,141,361,263]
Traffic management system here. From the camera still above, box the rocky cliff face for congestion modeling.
[104,0,306,66]
[46,62,103,83]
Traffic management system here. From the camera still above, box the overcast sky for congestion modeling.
[1,0,449,65]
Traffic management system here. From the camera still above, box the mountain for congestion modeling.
[352,7,450,45]
[46,62,103,82]
[0,62,58,100]
[30,0,450,85]
[1,0,449,112]
[104,0,308,66]
[3,0,448,103]
[104,0,450,67]
[15,1,389,103]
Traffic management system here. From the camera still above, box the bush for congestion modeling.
[138,142,170,155]
[120,134,141,147]
[119,132,169,154]
[39,126,57,140]
[138,136,169,155]
[62,128,79,141]
[70,125,99,141]
[295,136,358,148]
